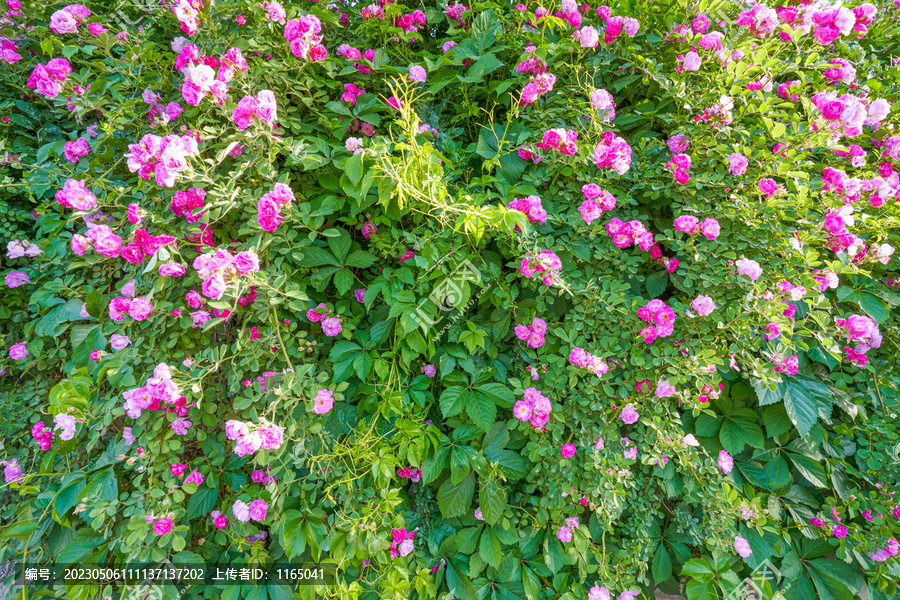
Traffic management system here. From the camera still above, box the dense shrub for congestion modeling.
[1,0,900,599]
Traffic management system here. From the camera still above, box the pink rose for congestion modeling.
[159,262,187,277]
[258,426,285,450]
[202,274,226,299]
[9,343,27,360]
[735,259,762,281]
[232,251,260,275]
[128,297,153,321]
[620,405,639,424]
[727,153,748,175]
[718,450,733,473]
[560,443,576,458]
[152,518,173,535]
[313,389,334,414]
[322,316,342,336]
[248,499,268,521]
[690,295,716,316]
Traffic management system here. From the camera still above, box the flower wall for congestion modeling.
[1,0,900,599]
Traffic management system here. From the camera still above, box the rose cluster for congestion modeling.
[592,131,632,174]
[26,58,72,99]
[835,314,882,366]
[6,240,41,259]
[307,303,343,337]
[579,184,616,225]
[507,195,547,226]
[257,182,295,232]
[673,215,720,240]
[124,132,200,188]
[514,317,547,348]
[176,43,230,107]
[336,45,377,75]
[285,14,327,61]
[48,4,91,34]
[193,247,261,300]
[226,420,286,457]
[519,72,557,106]
[122,363,187,423]
[537,128,578,156]
[596,6,640,44]
[170,187,206,222]
[56,179,97,212]
[605,218,654,251]
[520,250,563,286]
[665,153,692,185]
[590,88,616,122]
[390,527,416,560]
[171,0,202,36]
[636,299,676,343]
[568,347,609,377]
[233,89,278,131]
[233,498,269,522]
[513,387,553,428]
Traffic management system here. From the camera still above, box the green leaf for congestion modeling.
[479,530,501,568]
[437,473,475,518]
[333,268,354,295]
[719,419,751,454]
[695,413,721,437]
[522,566,541,600]
[646,270,669,298]
[859,292,889,324]
[765,456,791,489]
[543,536,566,574]
[439,386,470,418]
[282,510,307,559]
[652,544,673,583]
[685,578,716,600]
[783,385,818,437]
[327,228,352,262]
[35,299,85,338]
[345,250,377,268]
[752,378,786,406]
[352,351,373,380]
[54,476,87,519]
[475,382,515,407]
[680,559,714,583]
[479,478,506,525]
[344,153,363,186]
[459,52,503,83]
[186,483,219,519]
[762,403,792,437]
[297,246,340,267]
[446,560,478,600]
[466,392,496,431]
[787,453,828,488]
[807,560,857,600]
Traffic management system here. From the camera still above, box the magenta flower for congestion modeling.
[734,536,752,557]
[735,259,762,281]
[313,389,334,414]
[718,450,734,473]
[620,405,639,424]
[690,295,716,316]
[152,518,173,536]
[561,443,576,458]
